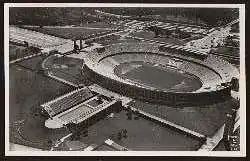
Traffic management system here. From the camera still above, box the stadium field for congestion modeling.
[21,26,111,39]
[44,55,93,86]
[116,63,202,92]
[79,110,201,151]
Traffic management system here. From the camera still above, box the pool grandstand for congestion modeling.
[49,96,119,126]
[41,87,96,117]
[42,86,123,129]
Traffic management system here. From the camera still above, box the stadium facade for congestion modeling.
[83,42,239,106]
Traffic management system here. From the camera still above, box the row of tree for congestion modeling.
[92,7,239,27]
[9,7,101,26]
[10,7,239,27]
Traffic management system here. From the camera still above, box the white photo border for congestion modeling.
[4,3,246,157]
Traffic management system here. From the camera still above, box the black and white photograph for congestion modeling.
[4,3,246,156]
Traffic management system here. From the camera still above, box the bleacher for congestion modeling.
[93,53,219,92]
[58,105,95,124]
[203,55,240,82]
[178,61,221,89]
[55,96,115,125]
[42,87,96,117]
[158,43,208,60]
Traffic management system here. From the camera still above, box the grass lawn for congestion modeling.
[213,46,239,57]
[21,26,111,40]
[93,35,141,46]
[119,63,201,92]
[9,44,40,61]
[130,30,186,45]
[15,54,45,70]
[44,55,93,86]
[130,30,156,39]
[82,21,118,29]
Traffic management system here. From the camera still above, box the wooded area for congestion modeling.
[9,7,239,27]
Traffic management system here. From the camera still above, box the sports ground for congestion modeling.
[116,62,202,92]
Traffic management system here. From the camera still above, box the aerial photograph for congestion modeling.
[6,4,244,154]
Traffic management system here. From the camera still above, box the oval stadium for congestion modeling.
[83,42,239,106]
